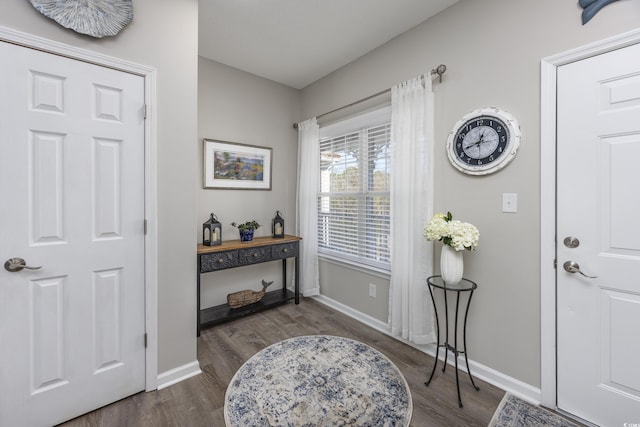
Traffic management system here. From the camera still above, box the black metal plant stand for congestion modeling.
[425,275,480,408]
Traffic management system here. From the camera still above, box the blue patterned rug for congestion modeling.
[224,335,412,426]
[489,393,580,427]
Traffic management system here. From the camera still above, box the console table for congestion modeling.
[197,235,301,336]
[424,275,480,408]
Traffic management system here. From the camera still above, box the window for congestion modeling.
[318,107,391,270]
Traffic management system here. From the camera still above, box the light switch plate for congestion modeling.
[502,193,518,213]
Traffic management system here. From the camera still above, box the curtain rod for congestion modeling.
[293,64,447,129]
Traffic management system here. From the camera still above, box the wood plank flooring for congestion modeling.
[60,298,505,426]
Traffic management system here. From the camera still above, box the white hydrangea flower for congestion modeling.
[423,215,449,241]
[449,221,479,251]
[423,212,479,251]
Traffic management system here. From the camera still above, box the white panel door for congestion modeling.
[557,42,640,425]
[0,41,146,426]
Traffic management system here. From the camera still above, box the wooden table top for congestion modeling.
[197,234,302,254]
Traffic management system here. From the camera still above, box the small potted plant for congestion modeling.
[231,220,261,242]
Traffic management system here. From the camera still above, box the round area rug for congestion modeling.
[224,335,412,426]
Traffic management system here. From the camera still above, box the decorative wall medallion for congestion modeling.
[29,0,133,38]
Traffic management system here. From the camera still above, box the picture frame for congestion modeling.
[203,139,272,190]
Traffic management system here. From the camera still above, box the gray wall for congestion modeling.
[301,0,640,387]
[320,260,390,322]
[197,58,301,306]
[0,0,199,374]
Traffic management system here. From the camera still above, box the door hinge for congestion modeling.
[553,259,557,269]
[143,104,148,120]
[144,333,148,348]
[144,219,148,235]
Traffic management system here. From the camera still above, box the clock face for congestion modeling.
[447,108,520,175]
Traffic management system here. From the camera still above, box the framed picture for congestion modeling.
[203,139,272,190]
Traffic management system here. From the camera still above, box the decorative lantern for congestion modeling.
[203,213,222,246]
[272,211,285,238]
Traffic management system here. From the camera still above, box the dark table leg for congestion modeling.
[442,287,450,373]
[294,255,300,304]
[282,258,287,298]
[454,292,462,407]
[463,290,480,392]
[425,284,441,386]
[197,254,201,337]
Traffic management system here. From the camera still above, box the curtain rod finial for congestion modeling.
[431,64,447,83]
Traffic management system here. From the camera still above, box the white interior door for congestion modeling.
[0,41,146,426]
[557,42,640,425]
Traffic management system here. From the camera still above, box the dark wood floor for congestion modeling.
[61,298,505,426]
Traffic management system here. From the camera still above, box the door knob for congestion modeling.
[4,258,42,273]
[563,261,597,278]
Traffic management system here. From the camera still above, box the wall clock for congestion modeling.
[446,107,521,176]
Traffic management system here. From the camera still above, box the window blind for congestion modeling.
[318,118,391,270]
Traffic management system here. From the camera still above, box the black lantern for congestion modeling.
[203,213,222,246]
[272,211,285,238]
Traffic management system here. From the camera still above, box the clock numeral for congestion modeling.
[499,147,503,153]
[501,136,506,142]
[489,155,494,161]
[497,126,502,132]
[458,133,466,140]
[478,160,482,165]
[476,120,484,126]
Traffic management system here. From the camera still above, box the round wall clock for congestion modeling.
[446,107,521,175]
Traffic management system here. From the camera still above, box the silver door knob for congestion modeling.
[563,261,597,278]
[4,258,42,272]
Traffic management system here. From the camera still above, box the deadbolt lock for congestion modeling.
[563,237,580,248]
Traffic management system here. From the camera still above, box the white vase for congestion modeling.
[440,245,463,285]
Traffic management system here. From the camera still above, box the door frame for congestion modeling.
[0,26,159,391]
[540,28,640,409]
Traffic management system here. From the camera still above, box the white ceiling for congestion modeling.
[199,0,458,89]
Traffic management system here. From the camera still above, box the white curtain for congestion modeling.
[388,75,436,345]
[296,118,320,296]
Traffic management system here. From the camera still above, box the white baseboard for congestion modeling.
[156,360,202,390]
[313,294,389,332]
[312,295,542,404]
